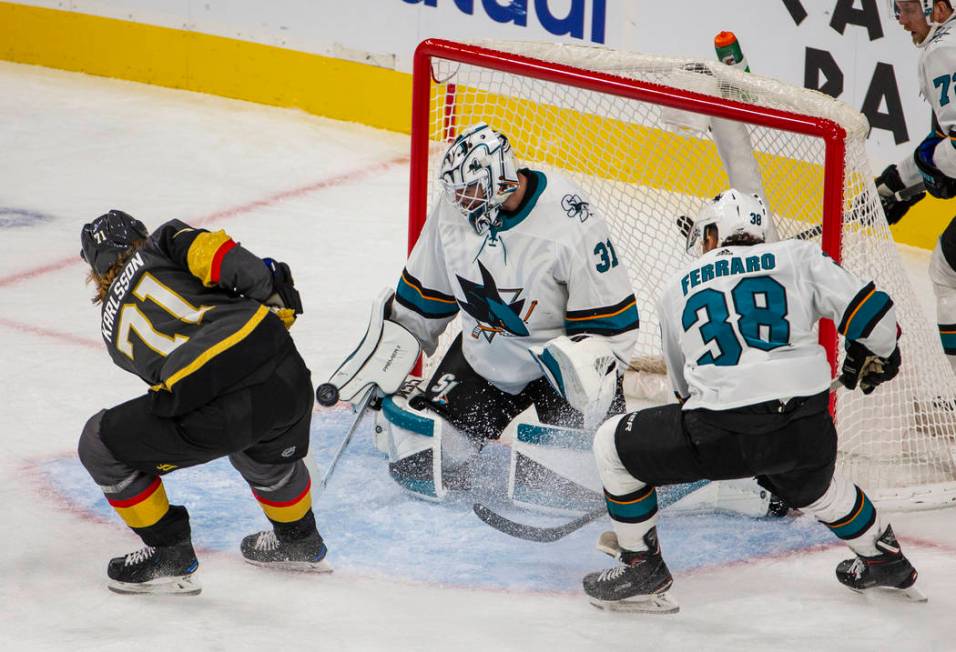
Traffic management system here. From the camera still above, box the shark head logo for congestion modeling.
[561,194,591,222]
[457,260,536,341]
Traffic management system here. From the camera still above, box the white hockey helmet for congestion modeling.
[889,0,934,19]
[686,189,768,255]
[890,0,948,45]
[439,123,519,235]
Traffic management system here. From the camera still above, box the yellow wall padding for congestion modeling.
[0,1,412,133]
[0,1,946,249]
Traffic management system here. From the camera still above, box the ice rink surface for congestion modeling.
[1,62,954,651]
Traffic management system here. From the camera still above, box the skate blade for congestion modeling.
[588,591,680,614]
[107,574,201,596]
[847,584,928,603]
[896,585,928,602]
[243,558,334,573]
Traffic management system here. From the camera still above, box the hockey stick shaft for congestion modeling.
[315,388,375,497]
[473,479,711,543]
[794,181,926,241]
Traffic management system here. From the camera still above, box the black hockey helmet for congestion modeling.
[80,210,149,275]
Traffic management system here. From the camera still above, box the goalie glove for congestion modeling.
[529,335,618,430]
[839,340,901,395]
[875,164,925,225]
[262,258,303,328]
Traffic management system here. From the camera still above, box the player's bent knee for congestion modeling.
[229,453,304,490]
[77,410,109,470]
[77,409,130,485]
[592,414,626,473]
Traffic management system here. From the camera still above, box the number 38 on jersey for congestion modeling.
[681,274,790,367]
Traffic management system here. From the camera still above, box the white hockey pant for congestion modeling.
[930,240,956,374]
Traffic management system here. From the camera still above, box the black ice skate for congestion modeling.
[836,524,926,602]
[582,528,678,614]
[240,530,332,573]
[106,541,200,596]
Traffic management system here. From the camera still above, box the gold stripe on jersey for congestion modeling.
[155,304,271,391]
[186,229,233,286]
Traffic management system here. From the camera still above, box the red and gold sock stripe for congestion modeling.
[107,477,170,529]
[253,481,312,523]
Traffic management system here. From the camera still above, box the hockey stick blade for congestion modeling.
[472,503,605,543]
[473,479,711,543]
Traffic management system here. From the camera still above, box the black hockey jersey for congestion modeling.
[98,219,291,416]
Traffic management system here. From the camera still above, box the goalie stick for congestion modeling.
[315,388,378,497]
[472,480,710,543]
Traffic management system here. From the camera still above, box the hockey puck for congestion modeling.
[315,383,340,407]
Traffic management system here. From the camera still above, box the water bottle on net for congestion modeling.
[714,31,750,73]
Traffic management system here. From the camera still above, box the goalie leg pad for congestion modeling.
[376,392,479,501]
[508,419,603,515]
[665,477,772,518]
[325,288,421,404]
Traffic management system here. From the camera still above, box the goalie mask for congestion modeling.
[439,123,519,235]
[686,189,768,256]
[80,209,149,275]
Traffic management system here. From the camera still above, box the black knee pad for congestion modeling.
[77,409,133,487]
[77,410,106,473]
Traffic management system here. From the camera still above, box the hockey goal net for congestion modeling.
[407,39,956,510]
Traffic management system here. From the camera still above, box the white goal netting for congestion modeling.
[409,39,956,510]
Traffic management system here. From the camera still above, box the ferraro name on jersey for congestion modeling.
[391,169,639,394]
[658,239,898,411]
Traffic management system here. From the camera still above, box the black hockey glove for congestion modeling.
[676,214,694,238]
[840,340,901,395]
[875,164,925,225]
[914,135,956,199]
[262,258,303,315]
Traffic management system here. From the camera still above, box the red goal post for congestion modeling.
[406,38,956,510]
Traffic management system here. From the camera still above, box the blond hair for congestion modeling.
[87,241,145,305]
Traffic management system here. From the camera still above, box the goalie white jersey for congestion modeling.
[391,169,639,394]
[658,239,898,411]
